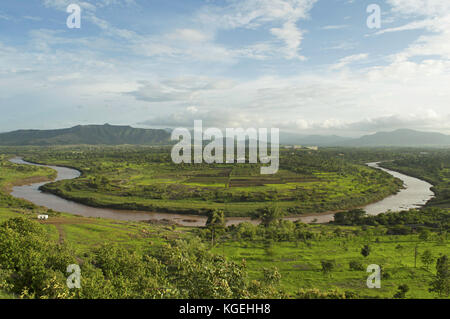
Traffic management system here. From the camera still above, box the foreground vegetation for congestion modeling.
[0,147,449,299]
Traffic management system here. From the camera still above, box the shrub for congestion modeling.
[321,260,336,275]
[349,260,364,271]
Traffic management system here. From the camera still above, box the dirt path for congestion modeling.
[40,217,96,244]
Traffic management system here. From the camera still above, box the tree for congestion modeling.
[295,229,314,247]
[0,217,77,298]
[206,209,226,246]
[251,206,284,227]
[361,244,371,258]
[418,229,430,241]
[429,255,450,297]
[333,227,343,237]
[349,260,364,271]
[421,250,435,271]
[321,260,335,277]
[393,284,409,299]
[333,209,366,225]
[262,267,281,286]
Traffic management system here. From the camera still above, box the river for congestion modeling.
[9,158,435,226]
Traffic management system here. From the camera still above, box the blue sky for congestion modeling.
[0,0,449,136]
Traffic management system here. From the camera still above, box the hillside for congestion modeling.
[1,125,449,147]
[0,124,171,146]
[280,132,353,146]
[342,129,450,147]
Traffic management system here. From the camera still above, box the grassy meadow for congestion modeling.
[212,228,449,298]
[0,147,448,299]
[13,146,403,217]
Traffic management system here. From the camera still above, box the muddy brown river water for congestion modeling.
[9,158,435,226]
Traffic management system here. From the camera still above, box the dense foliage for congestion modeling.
[334,208,450,231]
[0,217,286,299]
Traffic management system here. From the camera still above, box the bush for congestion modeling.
[361,244,371,258]
[349,260,364,271]
[393,284,409,299]
[387,225,411,235]
[0,217,76,298]
[0,218,284,299]
[321,260,336,275]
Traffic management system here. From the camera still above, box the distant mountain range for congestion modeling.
[341,129,450,147]
[281,129,450,147]
[0,125,449,147]
[280,132,353,146]
[0,124,170,146]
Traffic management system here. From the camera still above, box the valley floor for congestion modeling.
[0,149,449,299]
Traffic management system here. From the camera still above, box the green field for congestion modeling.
[210,225,449,298]
[9,146,403,217]
[0,147,449,299]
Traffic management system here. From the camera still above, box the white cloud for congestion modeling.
[331,53,369,70]
[39,0,317,63]
[139,107,257,128]
[42,0,135,11]
[127,77,236,103]
[131,53,450,135]
[342,111,449,133]
[43,0,96,11]
[167,29,213,43]
[270,21,306,60]
[378,0,450,61]
[196,0,317,60]
[387,0,450,17]
[199,0,316,29]
[321,25,349,30]
[0,13,11,20]
[2,0,450,136]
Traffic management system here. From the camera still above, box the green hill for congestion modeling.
[0,124,171,146]
[342,129,450,147]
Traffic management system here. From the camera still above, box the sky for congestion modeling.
[0,0,449,136]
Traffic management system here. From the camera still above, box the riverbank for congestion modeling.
[17,147,405,217]
[8,157,435,226]
[0,156,56,194]
[379,161,449,208]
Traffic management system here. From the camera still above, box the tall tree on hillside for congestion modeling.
[429,255,450,297]
[206,210,226,246]
[251,206,284,228]
[421,250,435,271]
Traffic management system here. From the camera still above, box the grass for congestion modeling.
[0,154,187,277]
[0,155,55,193]
[17,147,402,217]
[0,290,15,299]
[0,148,448,299]
[211,231,449,298]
